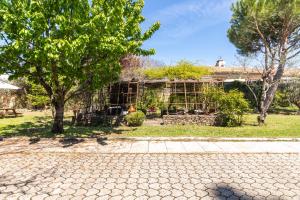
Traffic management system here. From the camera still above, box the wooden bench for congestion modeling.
[0,108,18,117]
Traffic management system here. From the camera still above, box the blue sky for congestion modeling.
[142,0,237,66]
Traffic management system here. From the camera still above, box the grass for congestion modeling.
[0,112,299,138]
[0,112,127,138]
[126,114,300,137]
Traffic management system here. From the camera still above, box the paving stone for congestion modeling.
[161,196,175,200]
[135,188,147,197]
[0,152,299,199]
[83,195,98,200]
[171,189,184,197]
[148,188,159,197]
[31,194,49,200]
[86,188,99,196]
[70,196,86,200]
[73,188,87,196]
[60,195,75,200]
[195,190,209,198]
[149,197,161,200]
[182,189,195,198]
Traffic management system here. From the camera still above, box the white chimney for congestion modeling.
[215,59,225,67]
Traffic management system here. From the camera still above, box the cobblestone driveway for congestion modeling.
[0,153,299,200]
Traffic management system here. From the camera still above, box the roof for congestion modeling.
[119,66,300,83]
[214,67,300,77]
[0,80,20,90]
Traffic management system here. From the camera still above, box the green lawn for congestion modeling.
[0,112,121,138]
[126,114,300,137]
[0,112,299,138]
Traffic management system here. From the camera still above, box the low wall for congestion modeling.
[75,113,123,126]
[163,114,217,126]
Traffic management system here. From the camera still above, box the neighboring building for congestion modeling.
[0,80,19,108]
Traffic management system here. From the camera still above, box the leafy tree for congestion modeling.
[26,80,50,109]
[0,0,159,133]
[6,78,50,109]
[228,0,300,124]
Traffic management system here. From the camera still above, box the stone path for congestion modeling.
[0,152,299,199]
[0,139,300,199]
[1,138,300,154]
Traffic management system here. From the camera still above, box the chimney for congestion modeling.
[215,59,225,67]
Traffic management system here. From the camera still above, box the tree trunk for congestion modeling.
[51,98,65,134]
[258,48,286,125]
[258,79,268,125]
[258,80,280,125]
[296,103,300,114]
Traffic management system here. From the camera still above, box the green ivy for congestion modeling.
[143,60,212,80]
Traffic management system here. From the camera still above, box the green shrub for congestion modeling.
[271,91,291,109]
[217,90,250,127]
[143,60,212,80]
[125,111,146,127]
[202,87,249,126]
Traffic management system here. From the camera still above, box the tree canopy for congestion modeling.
[228,0,300,124]
[228,0,300,57]
[0,0,160,133]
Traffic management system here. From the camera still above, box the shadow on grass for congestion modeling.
[0,114,23,119]
[0,116,54,138]
[0,116,131,139]
[269,106,299,115]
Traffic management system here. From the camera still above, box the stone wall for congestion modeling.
[75,113,123,126]
[163,115,216,126]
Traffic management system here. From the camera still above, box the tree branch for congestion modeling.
[287,49,300,60]
[245,82,259,110]
[35,66,53,97]
[64,81,90,103]
[253,16,273,57]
